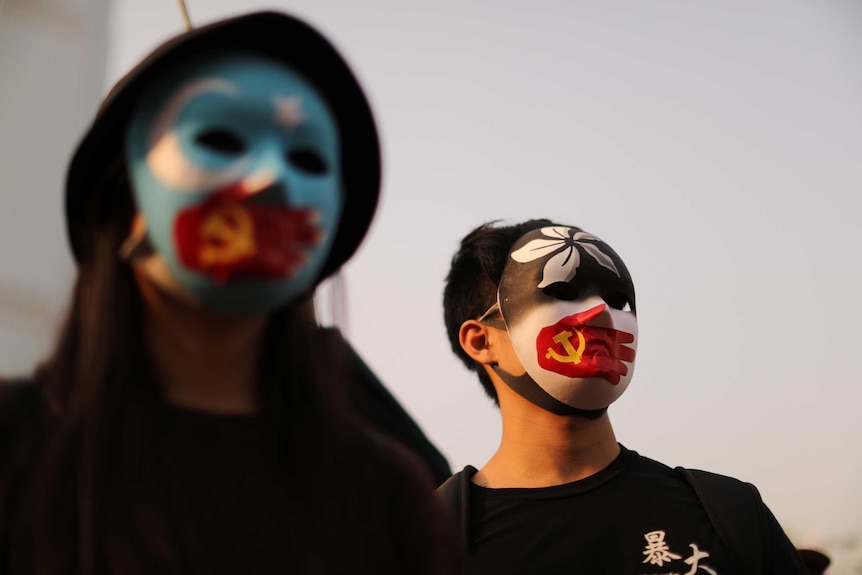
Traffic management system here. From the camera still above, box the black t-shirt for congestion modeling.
[0,382,466,574]
[468,446,805,575]
[103,406,464,574]
[104,406,296,573]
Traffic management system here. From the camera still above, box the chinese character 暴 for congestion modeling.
[642,530,682,566]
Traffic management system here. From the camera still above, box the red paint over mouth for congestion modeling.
[535,304,635,384]
[174,187,321,283]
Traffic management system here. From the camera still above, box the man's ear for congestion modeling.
[459,319,498,365]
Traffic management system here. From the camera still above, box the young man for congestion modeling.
[440,219,807,574]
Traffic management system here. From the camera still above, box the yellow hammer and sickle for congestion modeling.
[545,328,587,364]
[198,203,257,267]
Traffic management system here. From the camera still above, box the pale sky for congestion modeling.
[4,0,862,570]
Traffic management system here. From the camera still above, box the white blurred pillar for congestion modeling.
[0,0,110,375]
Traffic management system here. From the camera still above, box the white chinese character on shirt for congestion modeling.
[684,543,717,575]
[642,531,682,566]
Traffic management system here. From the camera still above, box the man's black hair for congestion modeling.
[442,219,556,403]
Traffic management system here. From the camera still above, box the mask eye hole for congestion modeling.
[605,292,632,312]
[543,283,580,301]
[195,128,246,155]
[287,149,329,175]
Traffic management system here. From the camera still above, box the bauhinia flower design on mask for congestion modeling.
[511,226,620,288]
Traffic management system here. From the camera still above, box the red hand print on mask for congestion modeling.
[535,304,636,384]
[174,185,321,283]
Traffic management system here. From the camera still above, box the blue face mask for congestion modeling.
[125,53,343,314]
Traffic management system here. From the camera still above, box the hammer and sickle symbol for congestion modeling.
[198,203,257,267]
[545,329,587,365]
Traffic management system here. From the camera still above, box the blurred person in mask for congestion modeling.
[0,12,464,574]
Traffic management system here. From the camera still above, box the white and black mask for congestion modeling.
[484,226,638,414]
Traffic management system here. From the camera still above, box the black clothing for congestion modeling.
[328,328,451,484]
[797,548,831,574]
[0,330,452,491]
[0,380,464,574]
[102,406,455,573]
[81,406,281,573]
[460,446,806,575]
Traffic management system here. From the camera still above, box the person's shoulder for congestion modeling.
[622,447,768,524]
[360,430,452,518]
[364,430,435,485]
[435,465,477,519]
[624,446,753,486]
[618,444,685,480]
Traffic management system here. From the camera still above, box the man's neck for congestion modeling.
[475,388,620,488]
[136,272,268,415]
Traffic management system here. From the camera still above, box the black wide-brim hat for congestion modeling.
[66,11,381,281]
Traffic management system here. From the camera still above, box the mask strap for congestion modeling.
[492,365,608,419]
[477,301,506,330]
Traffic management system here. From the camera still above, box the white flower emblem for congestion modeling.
[511,226,620,288]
